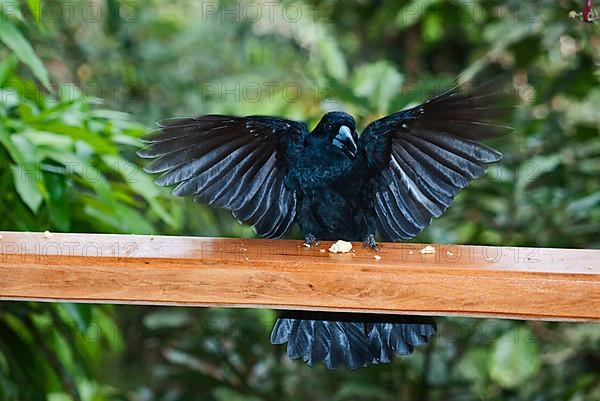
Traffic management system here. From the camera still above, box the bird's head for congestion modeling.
[314,111,358,160]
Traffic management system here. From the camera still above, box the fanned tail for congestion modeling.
[271,311,436,369]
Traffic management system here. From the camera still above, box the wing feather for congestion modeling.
[138,115,307,238]
[360,81,511,240]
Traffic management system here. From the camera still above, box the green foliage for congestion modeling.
[0,57,176,233]
[0,5,173,400]
[0,2,49,86]
[0,0,599,400]
[0,302,122,401]
[489,327,541,388]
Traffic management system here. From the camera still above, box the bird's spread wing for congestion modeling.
[359,83,512,240]
[138,115,307,238]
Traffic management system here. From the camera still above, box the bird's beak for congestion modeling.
[332,125,357,160]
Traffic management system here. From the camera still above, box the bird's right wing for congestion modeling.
[137,115,307,238]
[359,83,513,240]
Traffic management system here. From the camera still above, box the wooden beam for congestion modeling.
[0,231,599,321]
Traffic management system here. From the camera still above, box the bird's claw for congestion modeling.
[303,234,320,247]
[364,234,379,251]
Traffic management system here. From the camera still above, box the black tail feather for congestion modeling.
[271,311,436,369]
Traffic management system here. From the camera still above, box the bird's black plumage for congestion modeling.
[138,81,511,369]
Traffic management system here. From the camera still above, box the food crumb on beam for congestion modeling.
[374,255,382,260]
[328,240,353,253]
[43,231,53,239]
[419,245,436,255]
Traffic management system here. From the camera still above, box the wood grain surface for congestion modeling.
[1,231,599,321]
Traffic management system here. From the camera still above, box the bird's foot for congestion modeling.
[364,234,379,251]
[303,234,320,247]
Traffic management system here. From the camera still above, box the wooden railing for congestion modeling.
[1,231,599,321]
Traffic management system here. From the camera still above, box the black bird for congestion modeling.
[138,81,511,369]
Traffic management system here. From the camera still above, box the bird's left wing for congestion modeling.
[359,84,512,240]
[138,115,307,238]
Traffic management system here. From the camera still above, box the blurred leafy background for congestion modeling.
[0,0,599,400]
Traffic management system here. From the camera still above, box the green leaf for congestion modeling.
[44,170,70,231]
[0,52,17,85]
[0,349,9,374]
[10,163,43,213]
[489,326,541,389]
[37,122,118,154]
[395,0,439,28]
[5,134,45,213]
[566,192,600,218]
[58,304,93,331]
[25,0,42,24]
[143,310,190,330]
[0,127,21,160]
[102,155,176,227]
[47,393,72,401]
[0,18,50,87]
[83,198,155,234]
[0,0,23,21]
[352,61,403,114]
[317,38,348,82]
[516,154,561,190]
[456,347,490,383]
[42,149,115,202]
